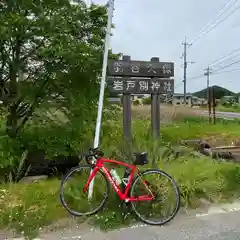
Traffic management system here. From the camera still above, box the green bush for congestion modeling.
[1,109,240,237]
[2,153,240,237]
[142,97,151,105]
[0,104,122,172]
[132,99,140,105]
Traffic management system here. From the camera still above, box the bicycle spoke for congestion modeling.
[130,169,180,225]
[60,165,109,216]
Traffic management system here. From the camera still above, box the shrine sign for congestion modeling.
[108,59,174,78]
[107,77,174,94]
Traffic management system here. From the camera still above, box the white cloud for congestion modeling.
[93,0,240,93]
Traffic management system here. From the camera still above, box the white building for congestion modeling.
[172,93,192,106]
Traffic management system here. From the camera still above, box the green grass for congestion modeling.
[161,117,240,144]
[0,179,66,239]
[1,156,240,238]
[1,115,240,238]
[216,104,240,113]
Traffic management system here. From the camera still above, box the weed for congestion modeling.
[1,111,240,238]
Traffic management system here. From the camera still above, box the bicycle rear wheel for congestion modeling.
[60,165,109,216]
[130,169,180,225]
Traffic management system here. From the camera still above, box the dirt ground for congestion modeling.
[132,104,201,122]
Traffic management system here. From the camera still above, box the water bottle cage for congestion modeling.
[122,178,129,186]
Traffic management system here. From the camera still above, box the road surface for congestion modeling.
[10,201,240,240]
[201,110,240,120]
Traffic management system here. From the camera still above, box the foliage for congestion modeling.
[3,158,240,236]
[0,0,119,137]
[132,99,141,105]
[1,108,240,237]
[142,97,151,105]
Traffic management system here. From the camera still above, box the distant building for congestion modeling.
[131,94,147,101]
[221,95,236,104]
[192,96,207,106]
[172,93,192,106]
[107,94,148,104]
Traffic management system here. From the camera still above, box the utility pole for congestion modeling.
[204,66,212,123]
[204,66,212,101]
[205,66,211,90]
[182,37,194,105]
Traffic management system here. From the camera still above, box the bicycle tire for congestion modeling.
[60,165,109,216]
[130,169,180,225]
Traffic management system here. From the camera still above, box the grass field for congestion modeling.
[1,105,240,239]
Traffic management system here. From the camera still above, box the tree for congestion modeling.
[193,85,236,99]
[0,0,118,137]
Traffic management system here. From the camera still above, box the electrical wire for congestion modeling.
[210,53,240,70]
[190,4,240,45]
[188,0,235,43]
[213,68,240,74]
[188,0,239,45]
[188,74,204,81]
[209,47,240,67]
[211,58,240,72]
[187,67,240,85]
[176,69,239,94]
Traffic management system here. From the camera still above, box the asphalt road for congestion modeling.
[34,203,240,240]
[201,110,240,120]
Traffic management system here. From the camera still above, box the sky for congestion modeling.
[90,0,240,93]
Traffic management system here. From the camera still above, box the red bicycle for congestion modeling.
[60,147,180,225]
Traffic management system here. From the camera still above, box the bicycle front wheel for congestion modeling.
[60,165,109,216]
[130,169,180,225]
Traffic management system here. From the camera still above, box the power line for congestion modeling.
[190,5,240,45]
[188,0,235,42]
[209,47,240,67]
[211,58,240,72]
[213,68,240,74]
[189,0,239,45]
[187,73,205,81]
[189,0,232,41]
[211,52,240,70]
[187,67,240,84]
[180,69,239,94]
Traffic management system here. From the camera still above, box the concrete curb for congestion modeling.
[196,200,240,218]
[7,201,240,239]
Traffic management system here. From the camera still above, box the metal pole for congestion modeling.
[183,39,187,106]
[88,0,115,200]
[207,66,210,91]
[87,0,92,7]
[206,66,212,123]
[182,37,193,106]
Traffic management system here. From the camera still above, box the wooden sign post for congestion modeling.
[107,55,175,155]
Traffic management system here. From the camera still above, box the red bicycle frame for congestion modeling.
[83,157,154,202]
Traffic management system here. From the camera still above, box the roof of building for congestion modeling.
[173,93,192,97]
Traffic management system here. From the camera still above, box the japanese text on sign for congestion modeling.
[108,60,174,77]
[108,78,174,94]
